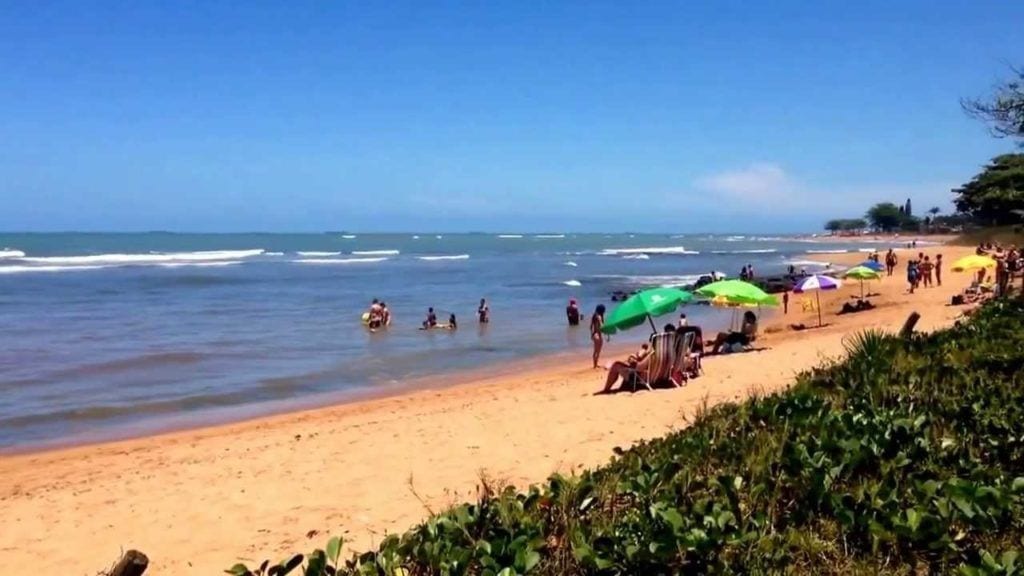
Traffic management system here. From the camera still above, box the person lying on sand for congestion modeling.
[708,311,757,354]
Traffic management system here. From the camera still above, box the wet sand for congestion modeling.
[0,244,978,575]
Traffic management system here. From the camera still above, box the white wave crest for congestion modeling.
[622,254,650,260]
[534,234,565,239]
[785,259,832,268]
[0,249,25,259]
[564,261,578,267]
[157,260,242,268]
[710,249,778,254]
[599,246,698,256]
[297,251,341,256]
[805,249,849,254]
[295,257,388,264]
[498,234,523,239]
[352,250,400,256]
[264,252,285,256]
[20,249,265,266]
[341,235,357,239]
[417,254,470,261]
[563,280,582,287]
[0,264,111,274]
[593,274,705,288]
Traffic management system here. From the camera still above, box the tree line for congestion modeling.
[826,66,1024,233]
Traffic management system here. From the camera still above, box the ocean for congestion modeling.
[0,232,918,449]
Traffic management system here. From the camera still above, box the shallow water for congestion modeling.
[0,232,913,448]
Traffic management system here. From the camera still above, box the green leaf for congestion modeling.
[523,550,541,572]
[326,537,342,564]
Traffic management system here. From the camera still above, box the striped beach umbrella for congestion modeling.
[793,274,841,327]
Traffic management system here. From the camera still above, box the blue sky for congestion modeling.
[1,1,1021,233]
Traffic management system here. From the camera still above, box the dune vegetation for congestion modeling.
[228,298,1024,576]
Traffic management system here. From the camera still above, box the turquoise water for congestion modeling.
[0,232,913,449]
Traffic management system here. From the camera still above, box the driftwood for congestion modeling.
[899,312,921,339]
[108,550,148,576]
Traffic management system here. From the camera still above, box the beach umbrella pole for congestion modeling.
[647,314,656,334]
[816,292,822,327]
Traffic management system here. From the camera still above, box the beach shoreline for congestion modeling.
[0,242,978,575]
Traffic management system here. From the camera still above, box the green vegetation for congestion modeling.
[866,201,918,232]
[824,218,868,233]
[952,225,1024,248]
[229,299,1024,575]
[953,154,1024,227]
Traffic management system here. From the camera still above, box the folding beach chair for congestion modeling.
[630,332,677,391]
[670,331,696,386]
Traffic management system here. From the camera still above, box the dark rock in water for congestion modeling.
[752,275,797,294]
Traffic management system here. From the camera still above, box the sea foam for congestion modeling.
[417,254,470,261]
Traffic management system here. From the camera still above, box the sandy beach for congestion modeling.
[0,244,979,575]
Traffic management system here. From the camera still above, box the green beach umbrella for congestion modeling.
[842,266,881,299]
[694,279,779,307]
[601,287,694,334]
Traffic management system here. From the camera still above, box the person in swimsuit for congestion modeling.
[477,299,489,323]
[590,304,606,369]
[422,307,438,329]
[566,299,581,326]
[367,299,383,329]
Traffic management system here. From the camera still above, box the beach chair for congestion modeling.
[630,332,677,391]
[670,331,696,386]
[676,326,704,378]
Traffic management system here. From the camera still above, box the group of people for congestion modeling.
[594,310,758,393]
[905,252,942,294]
[366,299,392,330]
[738,264,756,281]
[978,242,1022,296]
[365,298,490,331]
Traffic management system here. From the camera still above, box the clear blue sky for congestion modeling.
[1,1,1021,233]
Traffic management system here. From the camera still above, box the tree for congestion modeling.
[928,206,941,217]
[824,218,869,233]
[844,218,868,231]
[952,154,1024,225]
[866,202,905,231]
[904,198,913,218]
[962,66,1024,146]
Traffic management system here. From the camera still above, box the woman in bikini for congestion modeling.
[590,304,606,369]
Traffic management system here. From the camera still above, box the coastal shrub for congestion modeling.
[228,299,1024,575]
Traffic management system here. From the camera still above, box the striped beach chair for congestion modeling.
[631,332,678,391]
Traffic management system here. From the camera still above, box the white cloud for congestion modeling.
[695,163,793,203]
[694,163,956,219]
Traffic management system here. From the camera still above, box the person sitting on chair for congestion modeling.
[708,311,757,354]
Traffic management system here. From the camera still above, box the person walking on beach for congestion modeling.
[477,298,489,323]
[907,260,919,294]
[590,304,606,369]
[920,256,934,288]
[935,254,943,286]
[885,249,897,277]
[783,291,789,314]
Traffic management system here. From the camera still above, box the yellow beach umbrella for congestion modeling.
[951,255,997,272]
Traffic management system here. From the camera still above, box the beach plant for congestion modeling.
[227,299,1024,575]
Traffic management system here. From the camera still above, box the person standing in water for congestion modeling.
[590,304,606,369]
[566,299,581,326]
[477,298,489,323]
